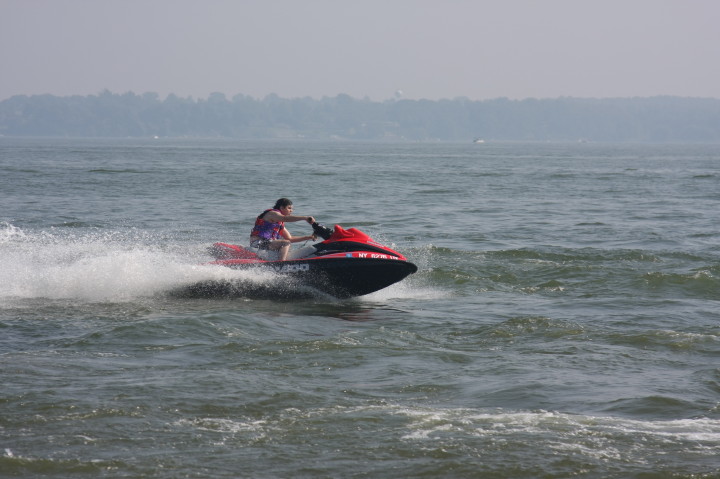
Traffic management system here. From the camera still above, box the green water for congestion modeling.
[1,138,719,477]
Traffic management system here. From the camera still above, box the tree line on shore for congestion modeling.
[1,90,719,142]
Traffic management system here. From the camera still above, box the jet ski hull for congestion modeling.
[179,257,417,299]
[236,257,418,298]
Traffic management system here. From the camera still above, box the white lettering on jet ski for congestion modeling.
[272,263,310,273]
[357,253,390,259]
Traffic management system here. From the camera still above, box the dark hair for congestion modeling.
[273,198,293,209]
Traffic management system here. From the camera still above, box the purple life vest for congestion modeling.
[250,209,285,240]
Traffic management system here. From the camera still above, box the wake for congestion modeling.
[0,223,277,304]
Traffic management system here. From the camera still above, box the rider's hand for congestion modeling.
[306,216,315,224]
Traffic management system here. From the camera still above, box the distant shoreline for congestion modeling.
[2,93,719,142]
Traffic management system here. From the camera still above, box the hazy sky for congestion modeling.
[2,0,719,102]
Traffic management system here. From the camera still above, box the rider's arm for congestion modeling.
[263,210,314,224]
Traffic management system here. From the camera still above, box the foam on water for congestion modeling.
[170,404,720,469]
[0,223,278,304]
[396,406,720,442]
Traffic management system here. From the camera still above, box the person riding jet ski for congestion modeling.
[249,198,316,261]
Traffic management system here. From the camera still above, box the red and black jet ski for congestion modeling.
[180,223,417,299]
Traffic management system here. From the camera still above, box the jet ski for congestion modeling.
[179,223,418,299]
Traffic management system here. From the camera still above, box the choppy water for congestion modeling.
[1,138,719,478]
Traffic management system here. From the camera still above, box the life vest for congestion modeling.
[250,208,285,240]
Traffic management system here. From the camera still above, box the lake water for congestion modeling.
[1,138,719,478]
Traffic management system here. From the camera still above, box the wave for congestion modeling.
[605,328,720,354]
[12,405,717,477]
[640,270,720,298]
[169,404,720,476]
[87,168,148,174]
[175,404,720,441]
[410,244,720,300]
